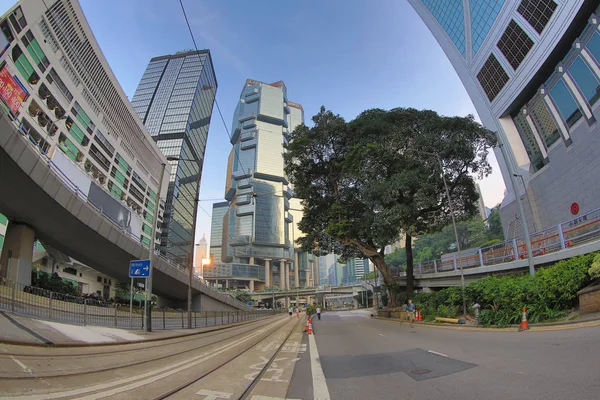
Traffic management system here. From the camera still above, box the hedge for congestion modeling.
[411,252,596,326]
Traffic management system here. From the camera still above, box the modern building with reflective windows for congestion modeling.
[209,79,318,291]
[409,0,600,237]
[131,50,217,266]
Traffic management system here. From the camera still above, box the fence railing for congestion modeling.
[413,206,600,276]
[3,114,249,310]
[0,278,276,330]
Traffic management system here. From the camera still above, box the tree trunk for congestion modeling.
[405,234,414,298]
[370,253,398,307]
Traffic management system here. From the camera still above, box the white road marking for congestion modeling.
[379,334,385,337]
[308,334,331,400]
[10,356,32,374]
[250,396,301,400]
[1,320,281,400]
[428,350,448,357]
[195,389,233,399]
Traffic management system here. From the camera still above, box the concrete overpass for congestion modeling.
[0,114,248,311]
[396,238,600,289]
[248,284,365,306]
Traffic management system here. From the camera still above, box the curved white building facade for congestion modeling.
[409,0,600,237]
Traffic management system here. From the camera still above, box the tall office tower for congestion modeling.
[0,0,168,253]
[409,1,600,235]
[222,79,305,290]
[193,233,207,276]
[131,50,217,266]
[209,201,228,263]
[475,183,488,220]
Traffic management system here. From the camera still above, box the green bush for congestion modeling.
[411,253,596,326]
[589,254,600,280]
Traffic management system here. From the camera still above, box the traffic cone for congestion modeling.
[306,317,313,334]
[416,309,422,321]
[518,306,529,331]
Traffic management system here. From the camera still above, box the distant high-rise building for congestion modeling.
[409,0,600,235]
[131,50,217,266]
[0,213,7,253]
[222,79,309,290]
[193,233,208,276]
[475,183,488,220]
[209,201,229,263]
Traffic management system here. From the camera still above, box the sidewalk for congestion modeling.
[373,310,600,332]
[0,311,275,347]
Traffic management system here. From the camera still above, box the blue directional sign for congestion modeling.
[129,259,151,278]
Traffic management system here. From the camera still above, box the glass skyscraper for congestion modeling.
[221,79,305,289]
[131,50,217,265]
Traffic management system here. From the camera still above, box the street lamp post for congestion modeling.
[495,134,535,276]
[405,149,467,316]
[145,162,166,332]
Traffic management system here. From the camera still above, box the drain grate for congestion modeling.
[411,369,431,375]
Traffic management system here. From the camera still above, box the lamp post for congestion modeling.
[513,173,537,232]
[405,149,467,316]
[495,134,535,276]
[166,156,202,329]
[145,162,166,332]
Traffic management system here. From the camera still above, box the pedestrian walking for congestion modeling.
[316,306,321,320]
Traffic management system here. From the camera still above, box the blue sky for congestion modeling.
[2,0,505,243]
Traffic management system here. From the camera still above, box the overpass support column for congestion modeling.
[249,280,254,291]
[285,262,290,290]
[294,251,299,288]
[249,256,254,265]
[0,222,35,285]
[304,269,310,288]
[353,296,359,309]
[279,261,285,289]
[264,259,271,288]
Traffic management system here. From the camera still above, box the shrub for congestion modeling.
[589,254,600,280]
[411,253,596,326]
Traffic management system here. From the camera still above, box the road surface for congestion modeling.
[287,309,600,400]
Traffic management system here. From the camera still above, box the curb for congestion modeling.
[0,315,280,348]
[372,316,600,332]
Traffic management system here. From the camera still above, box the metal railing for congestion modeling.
[2,113,250,310]
[413,206,600,275]
[0,278,275,330]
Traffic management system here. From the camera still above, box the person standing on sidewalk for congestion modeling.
[316,306,322,320]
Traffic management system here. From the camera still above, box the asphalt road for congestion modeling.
[287,309,600,400]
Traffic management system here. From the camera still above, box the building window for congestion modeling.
[517,0,557,34]
[549,79,582,127]
[11,44,39,85]
[529,98,560,148]
[470,0,505,54]
[497,20,534,70]
[421,0,466,56]
[586,32,600,65]
[513,112,545,173]
[47,68,73,103]
[21,30,50,73]
[477,53,509,101]
[568,56,600,106]
[0,20,14,42]
[64,267,77,275]
[7,6,26,34]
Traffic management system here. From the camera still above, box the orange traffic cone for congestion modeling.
[306,317,313,334]
[518,306,529,331]
[416,309,422,321]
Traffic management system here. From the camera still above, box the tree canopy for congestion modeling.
[285,106,495,305]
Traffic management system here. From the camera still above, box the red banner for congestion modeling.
[0,64,27,114]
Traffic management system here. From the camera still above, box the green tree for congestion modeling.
[486,204,504,241]
[285,107,495,304]
[234,292,253,303]
[385,248,407,269]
